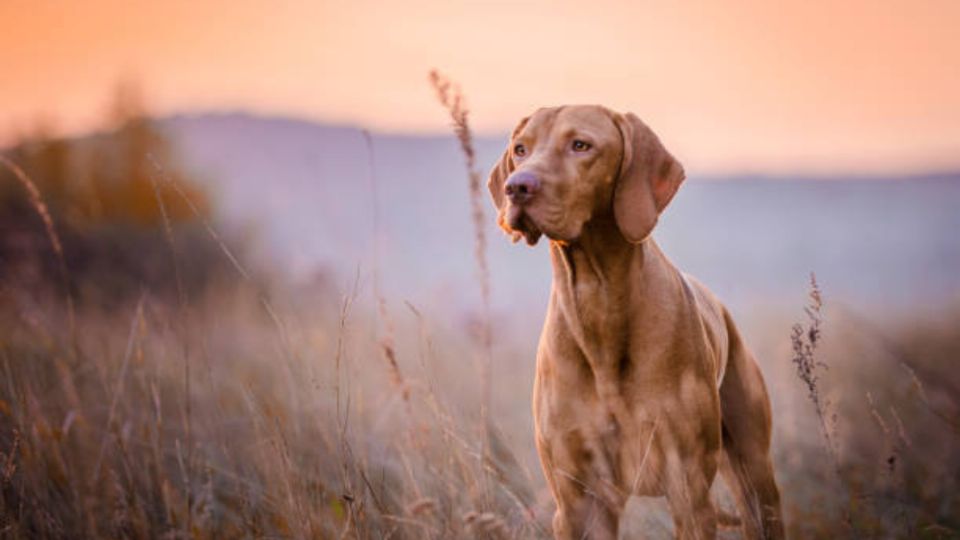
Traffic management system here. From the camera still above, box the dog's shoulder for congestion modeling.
[680,272,731,383]
[679,273,724,321]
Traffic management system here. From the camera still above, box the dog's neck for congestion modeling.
[549,215,639,291]
[548,214,682,365]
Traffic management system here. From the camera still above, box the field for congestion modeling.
[1,98,959,538]
[1,248,959,539]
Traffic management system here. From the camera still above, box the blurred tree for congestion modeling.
[0,80,224,304]
[79,80,208,226]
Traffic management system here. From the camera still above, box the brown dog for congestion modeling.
[487,106,784,539]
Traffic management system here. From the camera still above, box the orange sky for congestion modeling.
[2,0,959,174]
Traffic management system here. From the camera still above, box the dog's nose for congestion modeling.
[504,171,541,204]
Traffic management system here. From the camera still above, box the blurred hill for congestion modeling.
[161,113,960,322]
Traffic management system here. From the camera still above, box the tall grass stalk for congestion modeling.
[146,156,303,415]
[0,154,76,351]
[791,273,863,537]
[790,272,835,463]
[146,155,288,347]
[92,295,145,480]
[363,130,410,406]
[427,69,494,436]
[147,157,195,535]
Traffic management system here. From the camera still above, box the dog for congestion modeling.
[487,105,784,539]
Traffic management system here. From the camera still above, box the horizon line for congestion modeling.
[5,108,960,182]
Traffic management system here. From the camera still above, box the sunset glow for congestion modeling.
[2,0,959,174]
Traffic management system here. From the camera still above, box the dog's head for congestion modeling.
[487,105,684,245]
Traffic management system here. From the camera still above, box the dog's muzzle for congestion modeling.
[504,171,540,205]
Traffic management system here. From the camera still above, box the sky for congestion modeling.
[2,0,959,175]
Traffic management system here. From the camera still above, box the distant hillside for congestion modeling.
[160,113,960,321]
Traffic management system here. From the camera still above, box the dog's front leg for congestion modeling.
[551,494,619,540]
[536,392,625,539]
[662,441,719,539]
[543,446,622,540]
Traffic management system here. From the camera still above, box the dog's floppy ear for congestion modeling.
[610,112,685,243]
[487,115,530,240]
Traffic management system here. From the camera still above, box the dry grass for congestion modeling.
[1,151,545,539]
[428,70,494,435]
[0,260,545,539]
[0,155,75,344]
[788,274,857,535]
[777,287,960,538]
[2,97,959,539]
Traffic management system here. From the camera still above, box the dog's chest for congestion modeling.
[555,255,634,364]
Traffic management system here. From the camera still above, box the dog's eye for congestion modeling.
[513,143,527,157]
[571,140,591,152]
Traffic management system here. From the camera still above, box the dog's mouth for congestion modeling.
[505,205,543,246]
